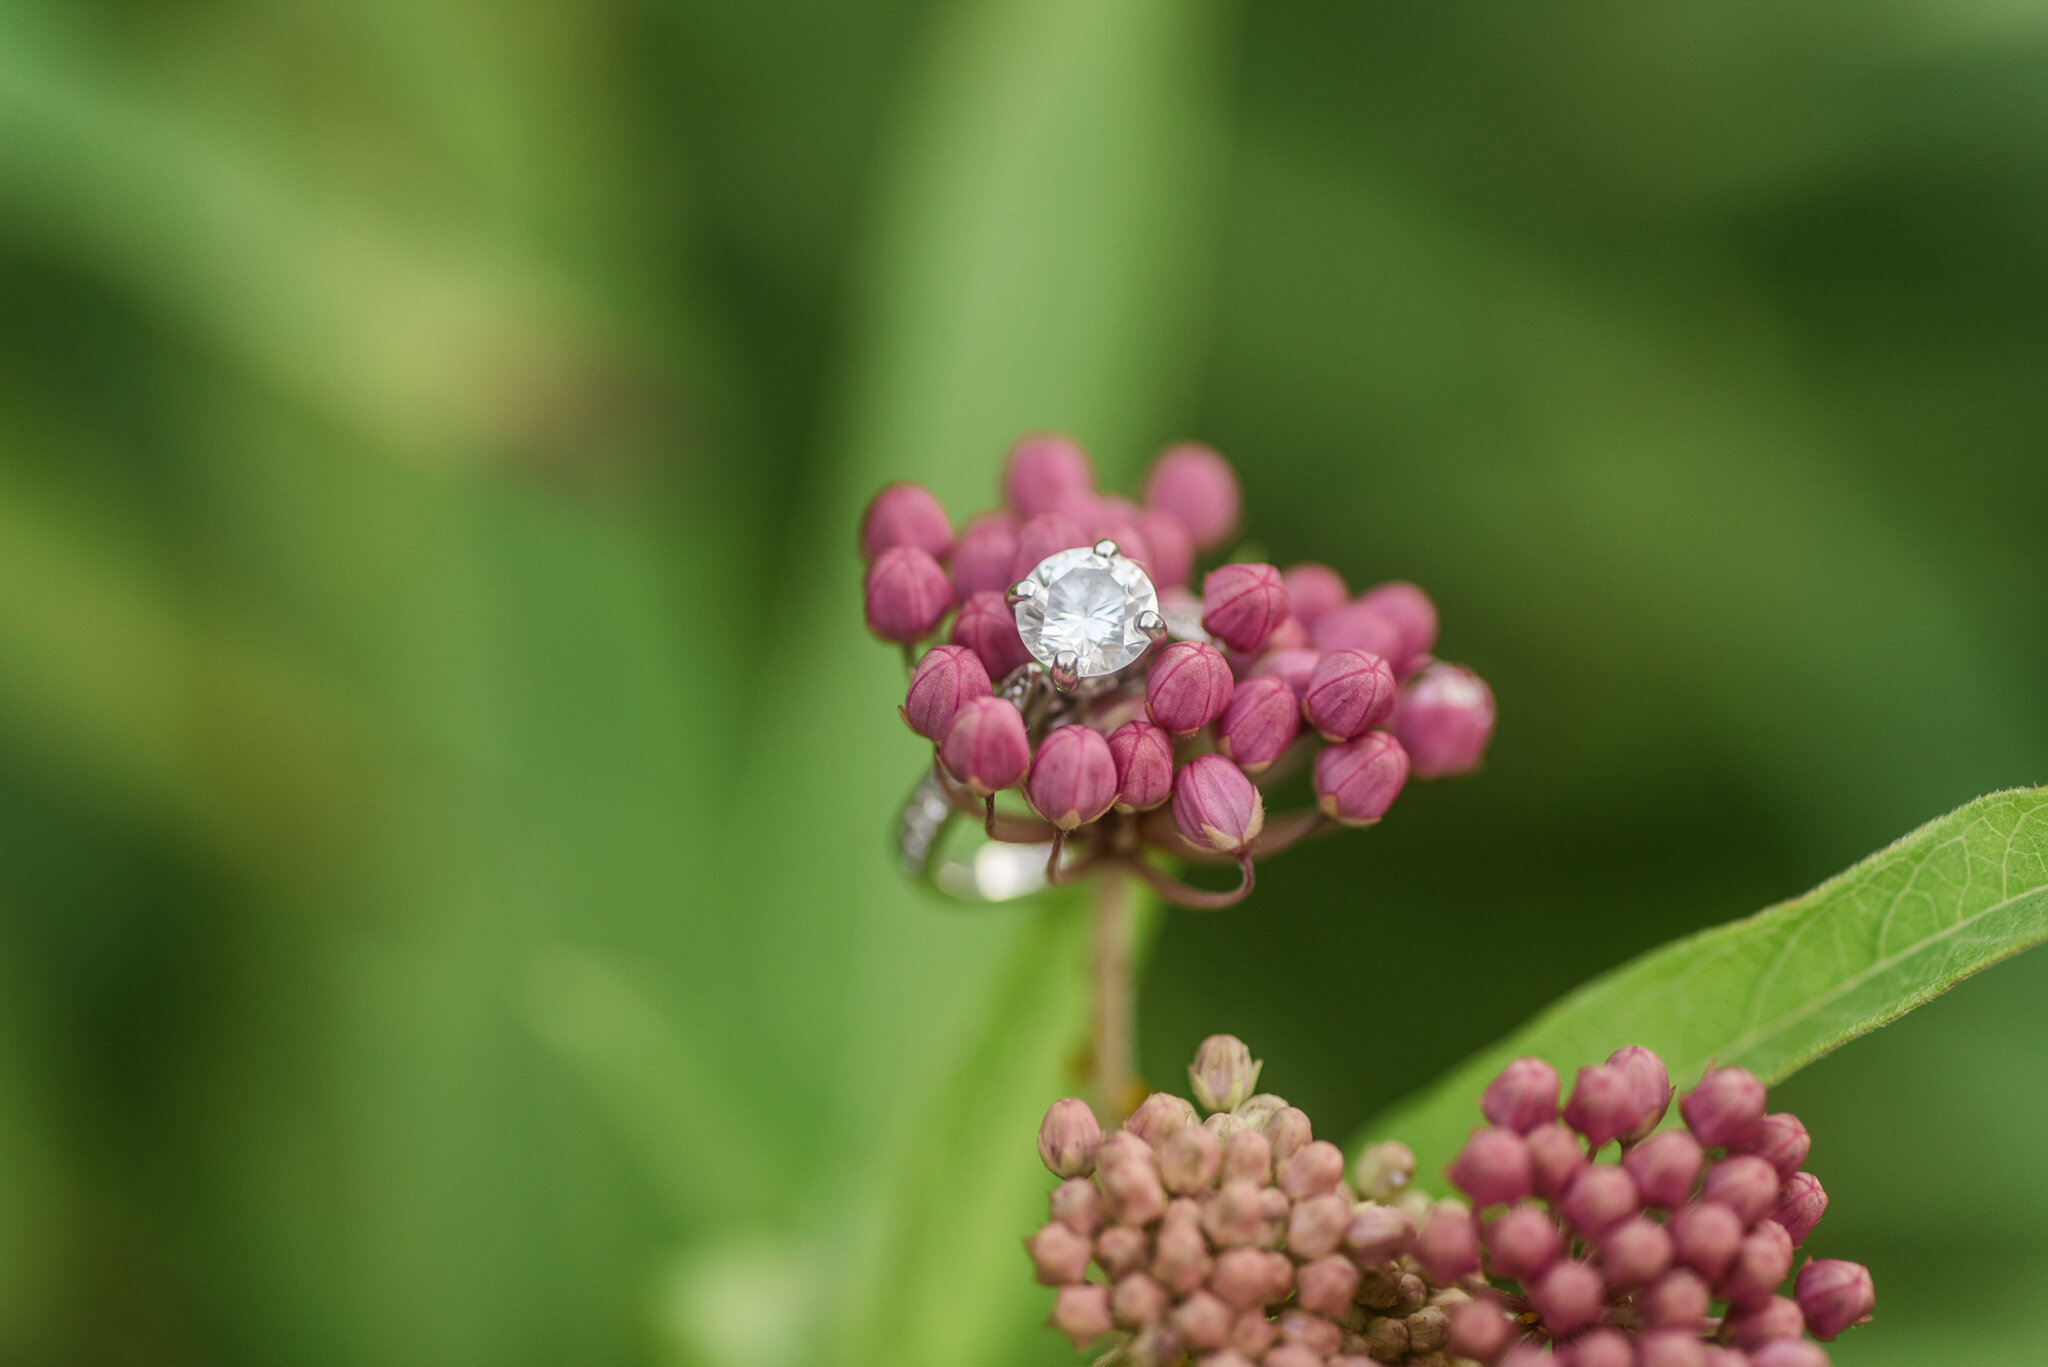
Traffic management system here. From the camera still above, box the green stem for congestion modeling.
[1092,869,1137,1122]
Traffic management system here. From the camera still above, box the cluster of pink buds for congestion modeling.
[1025,1040,1874,1367]
[865,436,1496,906]
[1028,1034,1463,1366]
[1433,1051,1872,1367]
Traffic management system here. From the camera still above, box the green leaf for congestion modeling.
[1360,787,2048,1174]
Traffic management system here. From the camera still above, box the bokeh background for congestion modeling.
[2,1,2044,1364]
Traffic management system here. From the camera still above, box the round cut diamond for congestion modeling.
[1014,546,1160,679]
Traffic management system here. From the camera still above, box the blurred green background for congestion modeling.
[1,1,2044,1364]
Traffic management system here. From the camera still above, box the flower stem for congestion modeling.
[1091,868,1137,1123]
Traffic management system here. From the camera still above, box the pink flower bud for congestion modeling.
[1447,1296,1515,1362]
[1599,1215,1673,1291]
[1050,1177,1101,1235]
[859,481,953,560]
[1229,1312,1278,1360]
[1719,1220,1794,1309]
[1004,433,1094,518]
[901,645,992,741]
[1703,1155,1781,1227]
[1752,1343,1831,1367]
[1024,724,1117,830]
[1037,1097,1101,1177]
[1563,1327,1633,1367]
[1026,1219,1093,1284]
[1561,1165,1640,1237]
[1485,1203,1562,1282]
[1095,1224,1149,1278]
[1261,1106,1310,1164]
[1171,1290,1231,1349]
[1775,1171,1827,1246]
[1482,1056,1561,1134]
[1295,1255,1359,1317]
[1287,1192,1352,1258]
[950,588,1031,678]
[1669,1200,1744,1280]
[1333,1205,1402,1264]
[1112,1271,1168,1327]
[1100,1156,1168,1226]
[1128,1090,1199,1147]
[1253,1185,1287,1240]
[1264,1343,1319,1367]
[1143,442,1240,549]
[1252,646,1322,700]
[1097,1129,1151,1171]
[1135,510,1194,589]
[1414,1204,1481,1283]
[1098,720,1172,814]
[1278,1309,1341,1355]
[1502,1343,1551,1367]
[941,696,1031,796]
[1449,1128,1534,1208]
[1795,1258,1874,1340]
[1563,1063,1637,1150]
[1390,661,1497,779]
[1160,1124,1222,1194]
[1355,581,1438,668]
[1640,1267,1711,1329]
[1725,1296,1804,1349]
[1219,1131,1272,1186]
[1153,1227,1212,1296]
[1008,510,1090,580]
[1147,641,1235,735]
[1625,1130,1706,1210]
[1207,1247,1273,1309]
[1607,1045,1673,1144]
[1188,1034,1262,1114]
[1171,753,1265,855]
[1203,1181,1267,1249]
[1639,1329,1710,1367]
[1280,1140,1346,1198]
[1312,599,1404,660]
[1048,1282,1114,1347]
[1201,563,1291,654]
[1217,675,1300,771]
[1302,647,1398,741]
[948,511,1019,599]
[1681,1066,1768,1148]
[1280,564,1348,627]
[1739,1113,1813,1180]
[1193,1349,1252,1367]
[1313,731,1409,826]
[1525,1121,1589,1200]
[864,546,952,643]
[1529,1259,1604,1336]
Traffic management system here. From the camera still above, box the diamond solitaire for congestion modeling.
[1008,541,1167,691]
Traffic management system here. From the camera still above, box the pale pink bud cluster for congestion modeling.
[1028,1036,1469,1365]
[1437,1049,1872,1367]
[864,438,1494,907]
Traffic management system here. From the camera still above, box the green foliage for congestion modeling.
[1363,787,2048,1174]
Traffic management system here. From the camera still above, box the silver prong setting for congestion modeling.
[1050,651,1081,693]
[1137,609,1169,647]
[1005,579,1038,609]
[1093,538,1121,559]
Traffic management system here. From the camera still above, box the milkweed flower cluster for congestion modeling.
[864,436,1496,905]
[1026,1038,1874,1367]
